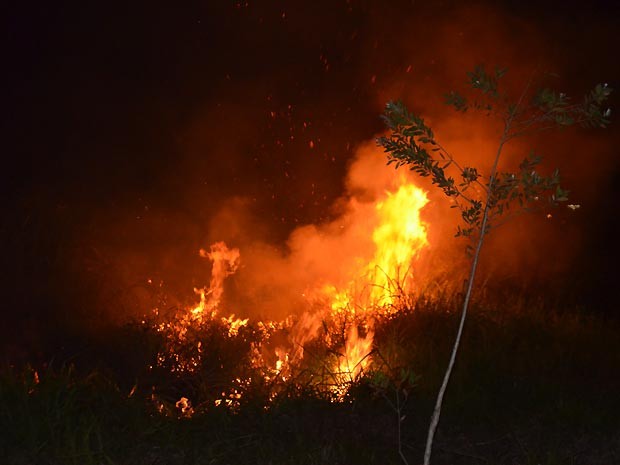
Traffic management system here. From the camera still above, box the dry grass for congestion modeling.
[1,295,619,465]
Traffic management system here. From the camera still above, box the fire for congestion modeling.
[370,181,429,306]
[191,242,240,321]
[147,172,430,407]
[325,179,429,312]
[321,177,429,388]
[175,396,194,417]
[337,323,374,383]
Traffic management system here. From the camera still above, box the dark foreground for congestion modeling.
[2,300,619,465]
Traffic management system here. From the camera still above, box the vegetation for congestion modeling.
[2,295,619,465]
[1,68,615,465]
[377,66,612,463]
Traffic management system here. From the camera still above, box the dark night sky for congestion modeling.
[2,1,620,353]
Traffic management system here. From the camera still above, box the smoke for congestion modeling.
[365,2,619,297]
[50,0,618,329]
[209,142,417,320]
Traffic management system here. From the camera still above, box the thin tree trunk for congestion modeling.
[423,135,509,465]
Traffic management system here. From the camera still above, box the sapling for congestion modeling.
[377,65,612,465]
[369,358,417,465]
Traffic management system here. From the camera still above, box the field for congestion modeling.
[2,295,619,465]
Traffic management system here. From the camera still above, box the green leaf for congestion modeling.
[445,91,468,112]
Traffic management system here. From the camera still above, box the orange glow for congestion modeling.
[337,323,374,383]
[319,177,429,390]
[370,181,429,306]
[148,170,430,404]
[175,397,194,417]
[191,242,240,321]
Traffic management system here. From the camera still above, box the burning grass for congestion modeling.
[3,296,619,465]
[3,152,618,464]
[132,173,433,407]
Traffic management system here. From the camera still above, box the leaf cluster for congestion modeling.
[379,102,459,198]
[444,65,508,114]
[488,153,567,221]
[531,83,612,128]
[378,65,612,242]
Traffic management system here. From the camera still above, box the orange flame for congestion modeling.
[323,178,429,313]
[322,176,429,387]
[370,180,429,305]
[191,241,240,321]
[149,174,430,402]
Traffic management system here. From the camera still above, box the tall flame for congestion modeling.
[327,177,429,384]
[369,180,429,307]
[191,242,240,321]
[150,174,430,402]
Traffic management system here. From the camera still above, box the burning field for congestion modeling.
[145,147,435,405]
[2,0,620,464]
